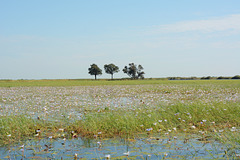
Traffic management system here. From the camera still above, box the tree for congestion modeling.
[88,64,102,80]
[123,63,145,79]
[104,63,119,80]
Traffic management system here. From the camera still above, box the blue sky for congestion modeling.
[1,0,240,79]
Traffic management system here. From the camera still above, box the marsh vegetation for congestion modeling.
[0,80,239,159]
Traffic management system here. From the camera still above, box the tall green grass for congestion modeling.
[1,101,239,145]
[73,101,240,138]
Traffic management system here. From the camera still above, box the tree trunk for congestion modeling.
[111,74,113,80]
[95,74,97,80]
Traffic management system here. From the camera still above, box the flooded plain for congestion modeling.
[0,84,239,159]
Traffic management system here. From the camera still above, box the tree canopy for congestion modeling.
[123,63,145,79]
[88,64,102,80]
[104,63,119,79]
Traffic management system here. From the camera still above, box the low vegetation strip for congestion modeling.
[0,79,240,87]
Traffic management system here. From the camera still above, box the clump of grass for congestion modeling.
[72,101,240,139]
[0,115,37,144]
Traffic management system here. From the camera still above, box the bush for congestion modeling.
[232,75,240,79]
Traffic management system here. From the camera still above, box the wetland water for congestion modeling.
[0,135,228,159]
[0,84,239,159]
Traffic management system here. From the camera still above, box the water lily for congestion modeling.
[146,128,153,131]
[230,127,237,132]
[97,141,102,148]
[105,154,111,159]
[123,151,130,156]
[59,128,64,132]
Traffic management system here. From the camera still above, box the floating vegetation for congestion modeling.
[0,80,239,159]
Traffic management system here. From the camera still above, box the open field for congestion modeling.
[0,79,240,159]
[1,79,240,87]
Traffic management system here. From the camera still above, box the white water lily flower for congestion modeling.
[123,151,130,156]
[105,154,111,159]
[59,128,64,132]
[191,125,196,129]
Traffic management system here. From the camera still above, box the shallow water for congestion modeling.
[0,85,239,159]
[0,134,233,159]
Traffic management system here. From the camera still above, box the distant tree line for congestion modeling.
[168,75,240,80]
[88,63,145,80]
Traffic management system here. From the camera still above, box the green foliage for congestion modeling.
[123,63,145,79]
[88,64,102,80]
[232,75,240,79]
[104,63,119,79]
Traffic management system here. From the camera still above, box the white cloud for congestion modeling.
[153,14,240,33]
